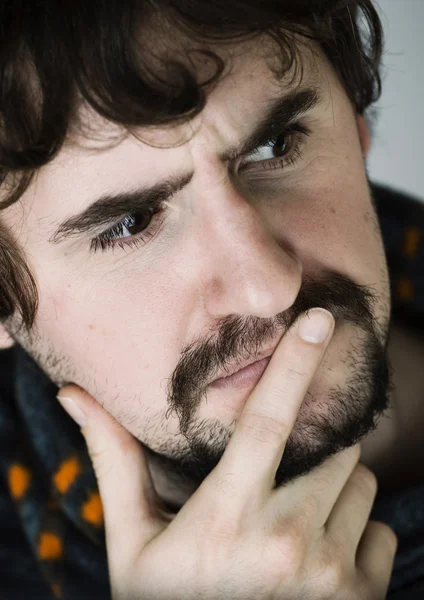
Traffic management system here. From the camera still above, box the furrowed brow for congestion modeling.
[50,86,321,245]
[219,86,320,163]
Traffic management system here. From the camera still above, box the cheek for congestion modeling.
[270,157,388,302]
[38,267,191,394]
[319,177,385,277]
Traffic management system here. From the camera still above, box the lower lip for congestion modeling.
[209,357,271,390]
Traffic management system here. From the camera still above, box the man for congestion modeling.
[0,0,423,597]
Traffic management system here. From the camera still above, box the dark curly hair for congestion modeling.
[0,0,383,334]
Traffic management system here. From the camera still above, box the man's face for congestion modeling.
[1,37,392,497]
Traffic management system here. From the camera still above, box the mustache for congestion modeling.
[166,269,378,409]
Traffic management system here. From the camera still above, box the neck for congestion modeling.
[145,449,197,514]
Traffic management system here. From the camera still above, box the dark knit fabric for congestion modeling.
[0,343,110,600]
[1,181,424,599]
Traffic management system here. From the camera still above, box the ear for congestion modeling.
[0,324,15,350]
[356,113,372,160]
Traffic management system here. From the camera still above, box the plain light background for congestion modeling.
[366,0,424,201]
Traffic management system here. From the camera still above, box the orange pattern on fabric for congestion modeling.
[53,456,82,494]
[396,276,414,301]
[51,583,63,598]
[402,226,421,259]
[81,491,104,526]
[8,464,31,500]
[38,532,63,560]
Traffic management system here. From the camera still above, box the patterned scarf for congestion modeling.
[0,346,110,599]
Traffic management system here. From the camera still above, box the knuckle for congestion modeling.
[286,365,307,380]
[195,481,242,538]
[369,520,398,549]
[272,536,306,578]
[351,464,378,499]
[265,507,310,574]
[315,541,350,592]
[321,530,344,568]
[330,445,361,475]
[240,411,288,448]
[86,445,113,480]
[319,560,348,591]
[272,516,309,571]
[211,469,238,501]
[311,468,336,496]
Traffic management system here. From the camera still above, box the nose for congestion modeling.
[200,184,302,319]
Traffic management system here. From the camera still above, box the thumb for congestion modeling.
[56,385,165,571]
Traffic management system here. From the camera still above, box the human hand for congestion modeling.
[57,308,397,600]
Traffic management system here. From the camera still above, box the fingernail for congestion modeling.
[297,308,334,344]
[56,395,87,428]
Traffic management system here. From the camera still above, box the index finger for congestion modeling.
[217,308,335,501]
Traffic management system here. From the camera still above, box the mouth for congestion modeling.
[209,356,272,390]
[208,343,280,390]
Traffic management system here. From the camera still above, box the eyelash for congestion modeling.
[90,122,310,254]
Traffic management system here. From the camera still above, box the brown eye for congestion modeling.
[120,211,155,238]
[240,122,310,173]
[91,204,166,253]
[270,133,291,158]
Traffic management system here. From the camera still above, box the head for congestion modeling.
[0,0,393,501]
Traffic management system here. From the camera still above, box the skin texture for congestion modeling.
[0,37,396,511]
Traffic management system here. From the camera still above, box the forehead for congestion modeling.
[66,34,325,153]
[11,36,334,233]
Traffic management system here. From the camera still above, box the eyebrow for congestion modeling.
[50,86,320,245]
